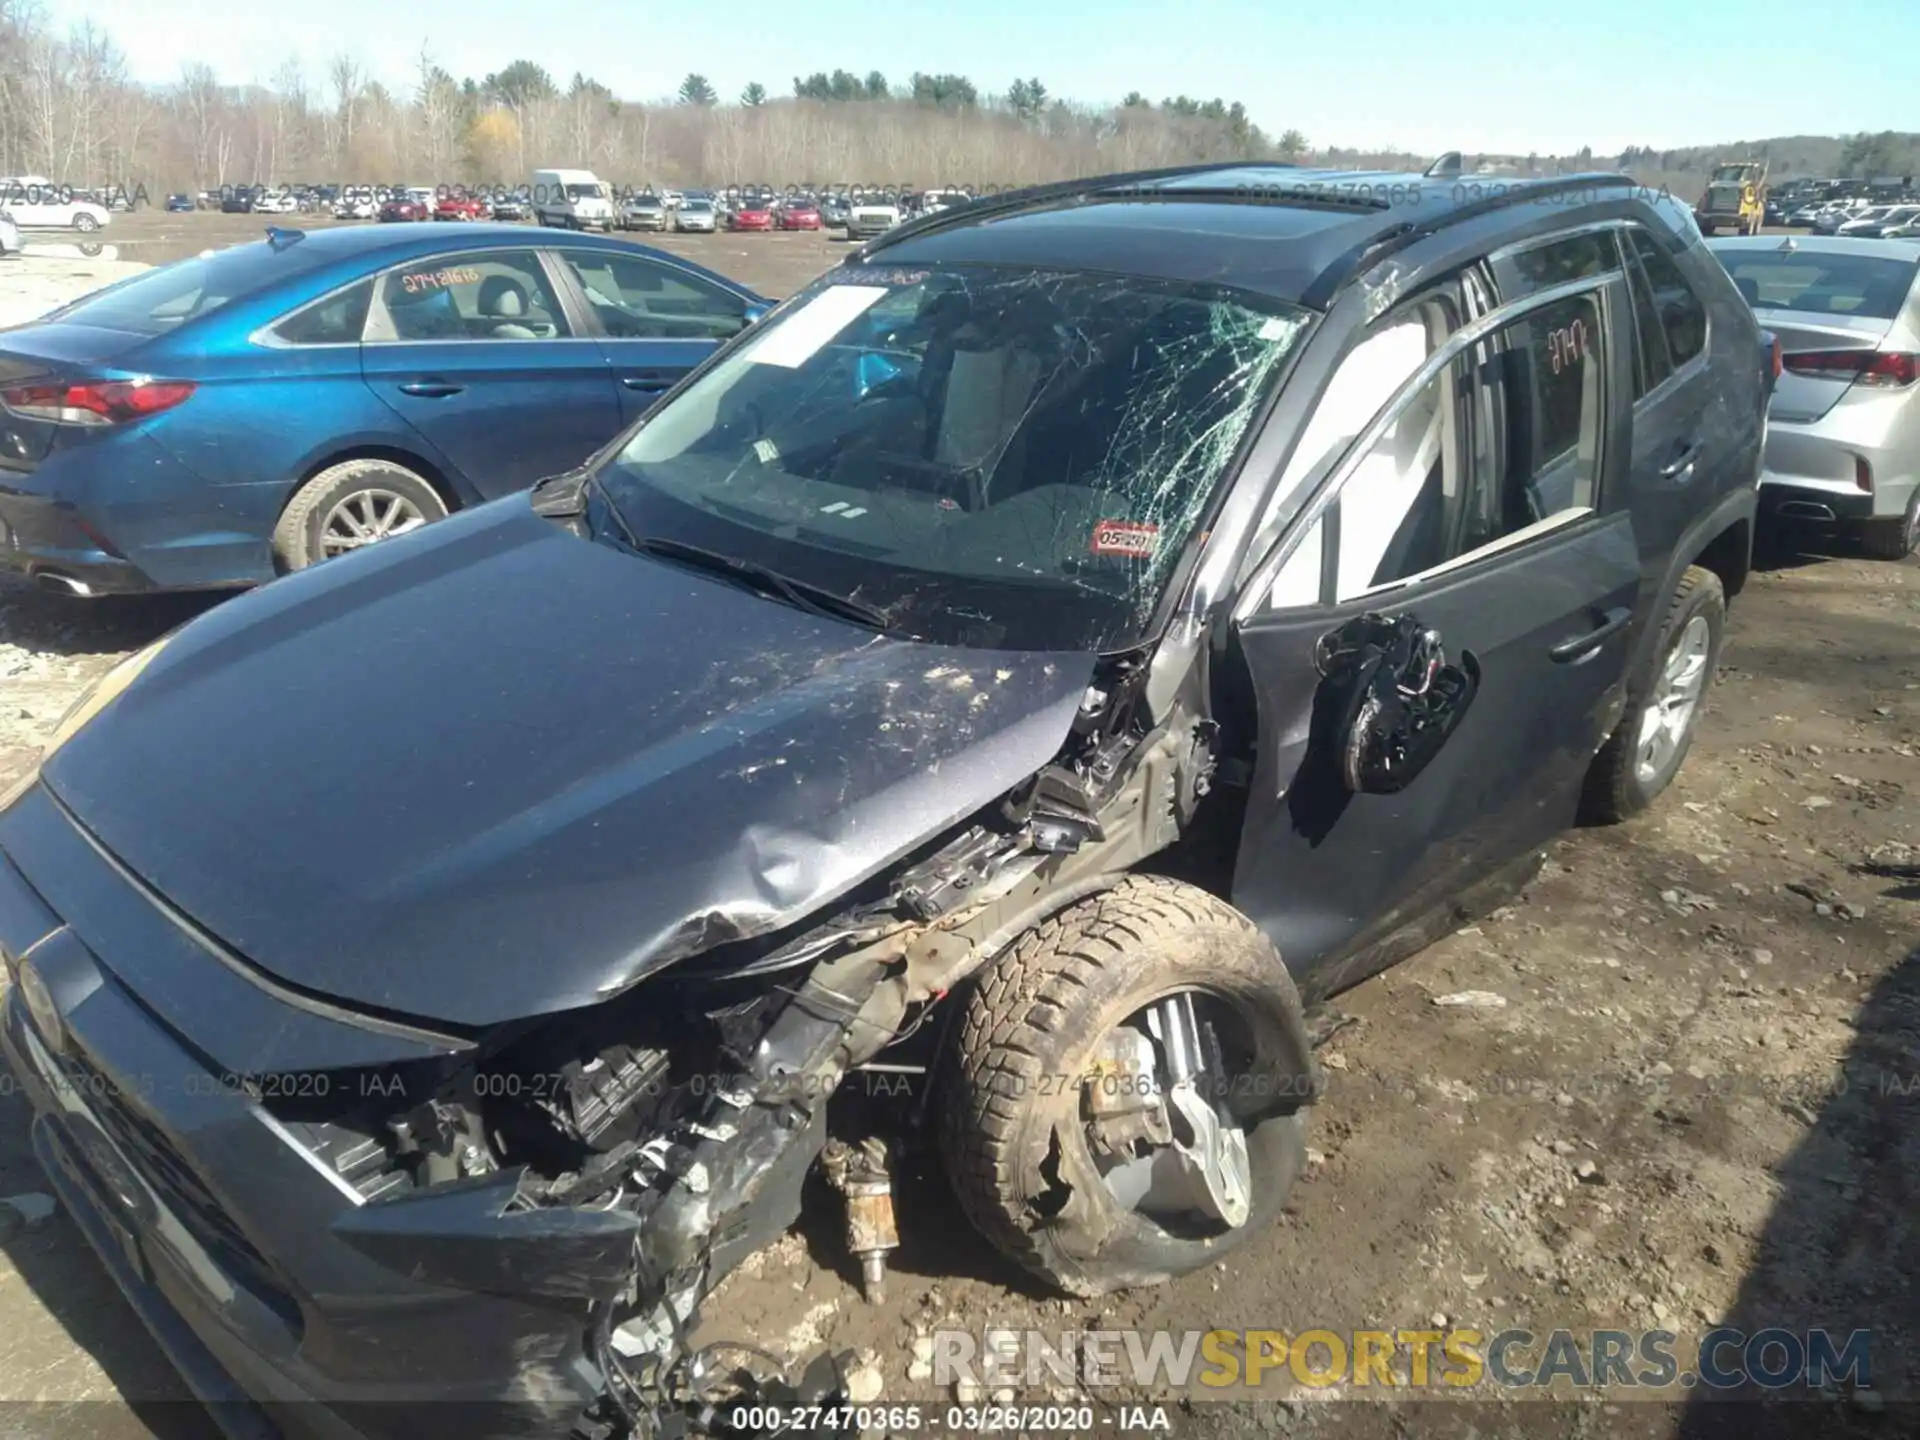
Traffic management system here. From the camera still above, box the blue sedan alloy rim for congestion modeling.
[320,488,430,557]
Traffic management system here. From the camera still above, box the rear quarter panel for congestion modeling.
[124,324,455,583]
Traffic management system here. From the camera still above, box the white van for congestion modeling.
[531,168,614,230]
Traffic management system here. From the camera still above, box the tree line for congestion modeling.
[0,3,1312,194]
[1,1,1909,201]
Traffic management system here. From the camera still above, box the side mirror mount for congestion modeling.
[1315,613,1479,795]
[742,302,770,325]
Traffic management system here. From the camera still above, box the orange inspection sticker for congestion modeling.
[1091,519,1160,558]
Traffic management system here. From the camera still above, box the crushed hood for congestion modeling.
[41,498,1092,1027]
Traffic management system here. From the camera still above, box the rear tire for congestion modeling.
[1859,497,1919,561]
[1581,565,1725,822]
[73,213,99,232]
[940,876,1314,1298]
[273,459,449,574]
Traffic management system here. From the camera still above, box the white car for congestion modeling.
[0,211,20,257]
[846,200,902,240]
[255,193,300,216]
[660,189,684,210]
[0,175,111,231]
[333,195,377,220]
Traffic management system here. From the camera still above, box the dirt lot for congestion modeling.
[0,215,1915,1440]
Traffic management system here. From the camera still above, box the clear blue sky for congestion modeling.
[50,0,1919,156]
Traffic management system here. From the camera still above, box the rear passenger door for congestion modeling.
[1227,268,1640,1000]
[358,248,622,499]
[1605,226,1716,554]
[550,249,756,424]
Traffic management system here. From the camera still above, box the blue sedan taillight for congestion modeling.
[0,378,197,425]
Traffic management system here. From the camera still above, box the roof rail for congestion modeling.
[853,160,1300,260]
[1299,171,1639,309]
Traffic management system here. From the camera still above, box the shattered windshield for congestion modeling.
[591,264,1312,651]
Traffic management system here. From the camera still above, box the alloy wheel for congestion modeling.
[1634,614,1713,785]
[319,488,430,557]
[1085,990,1254,1234]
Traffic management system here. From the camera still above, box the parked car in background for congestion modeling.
[1811,201,1875,235]
[164,193,196,213]
[255,192,299,216]
[2,177,112,231]
[334,190,378,220]
[379,194,431,223]
[1839,204,1920,239]
[0,223,768,595]
[728,197,774,231]
[0,211,19,257]
[532,168,615,230]
[434,193,489,222]
[0,167,1767,1440]
[671,196,717,232]
[620,193,667,231]
[660,188,684,209]
[220,189,256,214]
[1709,234,1920,559]
[775,197,822,230]
[490,194,529,222]
[846,195,902,239]
[821,194,851,228]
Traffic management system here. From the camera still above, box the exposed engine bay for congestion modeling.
[282,648,1246,1438]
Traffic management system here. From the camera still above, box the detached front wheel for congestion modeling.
[941,877,1315,1298]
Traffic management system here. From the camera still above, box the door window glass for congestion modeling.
[560,252,749,340]
[1619,238,1676,397]
[1329,292,1604,600]
[1623,230,1705,366]
[1266,515,1324,608]
[370,251,570,342]
[271,278,374,345]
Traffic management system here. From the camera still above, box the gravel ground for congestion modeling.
[0,221,1914,1440]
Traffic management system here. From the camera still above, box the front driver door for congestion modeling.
[359,247,622,499]
[550,248,756,425]
[1226,272,1640,1001]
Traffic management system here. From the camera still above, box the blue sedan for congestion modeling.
[0,223,768,594]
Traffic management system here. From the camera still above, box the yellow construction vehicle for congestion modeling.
[1695,160,1769,235]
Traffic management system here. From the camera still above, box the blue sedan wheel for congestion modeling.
[272,459,449,573]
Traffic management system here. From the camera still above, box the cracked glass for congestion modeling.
[592,264,1311,651]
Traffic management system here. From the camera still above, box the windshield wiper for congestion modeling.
[583,488,894,632]
[632,534,895,632]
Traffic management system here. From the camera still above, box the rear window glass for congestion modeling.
[1717,251,1919,319]
[53,242,325,335]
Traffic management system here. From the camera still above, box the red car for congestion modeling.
[378,197,430,223]
[775,201,822,231]
[729,201,773,232]
[434,194,488,221]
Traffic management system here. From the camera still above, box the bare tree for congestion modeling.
[329,54,364,171]
[416,47,462,178]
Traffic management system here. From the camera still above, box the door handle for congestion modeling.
[621,375,672,392]
[1549,605,1633,663]
[398,381,463,398]
[1659,441,1702,480]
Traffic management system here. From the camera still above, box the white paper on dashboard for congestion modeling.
[739,285,889,368]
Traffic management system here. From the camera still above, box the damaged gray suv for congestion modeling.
[1,164,1769,1438]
